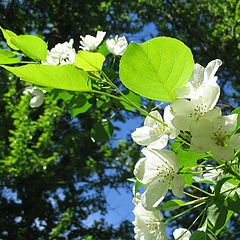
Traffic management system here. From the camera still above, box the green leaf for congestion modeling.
[91,120,114,143]
[214,210,233,235]
[159,199,185,211]
[0,26,19,50]
[177,149,200,169]
[97,40,111,56]
[10,35,48,61]
[0,50,21,64]
[207,201,228,233]
[119,37,194,102]
[120,90,142,110]
[1,64,91,91]
[70,95,92,118]
[215,177,240,211]
[190,227,217,240]
[179,170,193,186]
[75,51,105,71]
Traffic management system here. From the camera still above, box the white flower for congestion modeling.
[42,39,76,66]
[133,196,167,240]
[170,95,221,131]
[131,108,179,150]
[202,167,224,183]
[192,166,223,184]
[175,59,222,100]
[23,87,45,108]
[190,114,238,160]
[106,35,128,55]
[134,148,185,210]
[173,228,191,240]
[79,31,106,51]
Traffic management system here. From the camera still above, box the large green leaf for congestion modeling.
[1,64,91,91]
[10,35,48,61]
[119,37,194,102]
[0,26,19,50]
[0,50,21,64]
[74,51,105,71]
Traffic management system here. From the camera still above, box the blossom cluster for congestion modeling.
[131,59,239,239]
[24,31,128,107]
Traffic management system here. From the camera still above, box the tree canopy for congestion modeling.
[0,0,240,239]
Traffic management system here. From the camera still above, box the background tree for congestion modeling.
[1,0,240,239]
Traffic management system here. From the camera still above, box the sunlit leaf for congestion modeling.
[119,37,194,102]
[0,26,19,50]
[10,35,48,61]
[75,51,105,71]
[1,64,91,91]
[0,50,21,64]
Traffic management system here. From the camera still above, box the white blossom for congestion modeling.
[170,96,221,131]
[173,228,191,240]
[23,87,45,108]
[134,148,185,210]
[175,59,222,100]
[131,108,179,150]
[106,35,128,55]
[190,114,238,160]
[192,166,223,184]
[79,31,106,51]
[133,195,167,240]
[42,39,76,66]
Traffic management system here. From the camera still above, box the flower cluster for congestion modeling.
[26,31,128,107]
[132,59,239,239]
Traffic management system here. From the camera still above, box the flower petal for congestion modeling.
[142,178,170,210]
[131,126,159,146]
[173,228,191,240]
[212,145,235,161]
[147,135,169,150]
[204,59,222,84]
[172,174,185,198]
[144,110,163,127]
[195,84,220,110]
[226,133,240,149]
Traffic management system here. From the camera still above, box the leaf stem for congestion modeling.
[190,184,213,196]
[100,70,168,126]
[164,201,205,223]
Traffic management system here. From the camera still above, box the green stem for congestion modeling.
[190,184,213,196]
[164,201,205,223]
[101,70,168,126]
[87,89,134,106]
[175,205,207,240]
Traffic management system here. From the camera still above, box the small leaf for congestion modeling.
[10,35,48,61]
[207,201,228,233]
[119,37,194,102]
[70,95,92,118]
[75,51,105,71]
[1,64,91,91]
[159,199,185,211]
[0,50,21,64]
[0,26,19,50]
[97,40,111,56]
[91,120,114,143]
[120,90,142,110]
